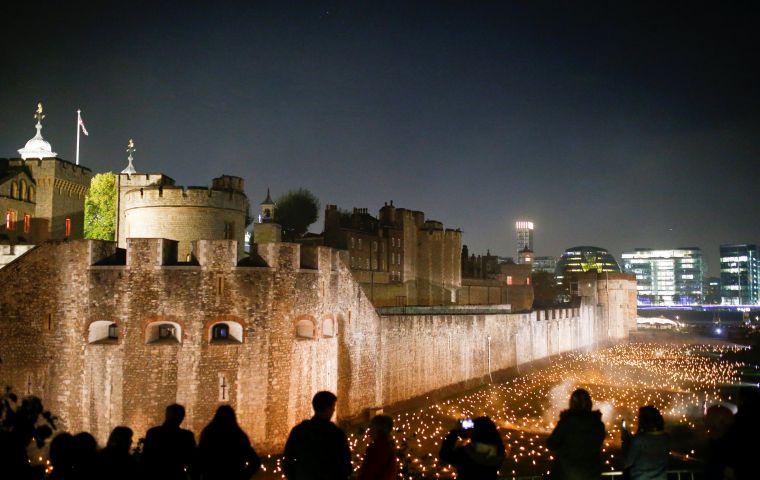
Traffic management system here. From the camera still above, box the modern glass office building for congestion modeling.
[621,248,704,305]
[720,244,759,305]
[555,246,621,285]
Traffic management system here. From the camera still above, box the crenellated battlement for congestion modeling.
[118,173,176,189]
[123,185,249,210]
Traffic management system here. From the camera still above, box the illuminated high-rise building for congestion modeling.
[621,248,704,305]
[515,220,533,263]
[555,246,620,285]
[719,244,759,305]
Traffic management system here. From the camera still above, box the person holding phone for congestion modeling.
[439,416,505,480]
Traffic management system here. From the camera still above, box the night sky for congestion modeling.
[2,1,759,273]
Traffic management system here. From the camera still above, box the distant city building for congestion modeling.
[533,255,558,273]
[720,244,759,305]
[515,220,533,262]
[703,277,721,305]
[518,247,533,265]
[621,248,704,305]
[555,246,621,287]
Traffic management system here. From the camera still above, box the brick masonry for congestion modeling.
[0,240,636,452]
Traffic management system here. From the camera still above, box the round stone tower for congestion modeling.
[121,175,250,261]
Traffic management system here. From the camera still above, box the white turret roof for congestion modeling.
[18,122,57,159]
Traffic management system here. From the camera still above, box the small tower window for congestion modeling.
[65,218,71,237]
[88,320,118,344]
[5,210,16,231]
[209,320,243,343]
[296,318,316,339]
[146,321,182,344]
[212,323,229,340]
[28,186,35,202]
[19,180,27,201]
[224,222,235,240]
[10,182,18,199]
[159,324,176,339]
[23,214,31,234]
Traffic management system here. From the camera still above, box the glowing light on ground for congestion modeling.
[259,342,745,479]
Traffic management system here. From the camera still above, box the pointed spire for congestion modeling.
[121,138,137,174]
[261,187,274,205]
[18,102,57,159]
[259,188,275,223]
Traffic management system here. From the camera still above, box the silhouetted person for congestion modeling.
[703,404,734,480]
[725,387,760,479]
[439,416,506,480]
[98,426,137,480]
[197,405,260,480]
[547,388,605,480]
[358,415,397,480]
[283,391,351,480]
[141,403,196,480]
[622,405,670,480]
[49,432,75,480]
[71,432,99,480]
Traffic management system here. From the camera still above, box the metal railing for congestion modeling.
[502,471,698,480]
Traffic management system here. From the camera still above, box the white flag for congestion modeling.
[78,111,89,136]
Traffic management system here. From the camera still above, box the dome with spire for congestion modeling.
[18,104,57,159]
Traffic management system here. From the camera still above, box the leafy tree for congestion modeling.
[532,271,562,308]
[84,172,117,240]
[275,188,320,241]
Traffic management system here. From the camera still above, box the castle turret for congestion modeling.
[253,188,281,244]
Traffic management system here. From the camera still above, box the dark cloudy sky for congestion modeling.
[2,1,759,273]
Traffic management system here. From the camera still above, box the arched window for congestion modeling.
[27,186,35,203]
[88,320,118,344]
[19,180,27,201]
[145,321,182,344]
[159,324,176,339]
[5,210,16,231]
[295,318,316,339]
[10,182,18,199]
[212,323,229,339]
[209,321,243,343]
[322,317,335,338]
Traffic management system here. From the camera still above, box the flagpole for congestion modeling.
[76,109,81,165]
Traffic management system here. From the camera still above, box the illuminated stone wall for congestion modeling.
[117,174,249,260]
[0,239,635,453]
[2,158,91,242]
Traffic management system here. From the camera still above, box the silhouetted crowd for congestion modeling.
[2,387,759,480]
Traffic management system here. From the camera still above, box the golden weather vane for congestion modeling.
[34,102,45,123]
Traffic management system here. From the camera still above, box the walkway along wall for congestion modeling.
[0,240,636,452]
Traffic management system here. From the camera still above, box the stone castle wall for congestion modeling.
[0,239,636,452]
